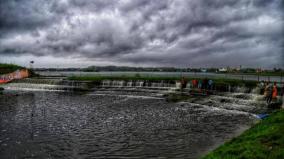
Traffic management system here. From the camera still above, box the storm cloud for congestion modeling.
[0,0,283,68]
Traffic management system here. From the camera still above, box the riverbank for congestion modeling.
[202,110,284,159]
[221,72,284,77]
[1,63,40,76]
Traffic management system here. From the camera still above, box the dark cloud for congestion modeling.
[0,0,60,37]
[0,0,283,68]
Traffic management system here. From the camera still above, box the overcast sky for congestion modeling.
[0,0,283,68]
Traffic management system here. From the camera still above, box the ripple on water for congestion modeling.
[0,91,255,159]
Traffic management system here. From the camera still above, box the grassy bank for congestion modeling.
[0,63,24,75]
[0,63,39,77]
[223,72,284,77]
[202,110,284,159]
[69,75,258,88]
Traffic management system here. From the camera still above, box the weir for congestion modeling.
[1,78,283,96]
[1,79,177,92]
[2,78,84,91]
[100,80,177,89]
[0,78,266,93]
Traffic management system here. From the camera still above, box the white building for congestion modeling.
[219,68,227,72]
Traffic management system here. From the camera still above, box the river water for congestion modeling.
[0,88,262,159]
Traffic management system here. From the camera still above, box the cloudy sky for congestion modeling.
[0,0,283,68]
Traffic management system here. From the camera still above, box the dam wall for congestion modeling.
[3,78,283,95]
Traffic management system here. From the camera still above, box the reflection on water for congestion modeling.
[0,90,255,159]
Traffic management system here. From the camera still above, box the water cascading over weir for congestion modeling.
[99,80,178,89]
[0,76,267,94]
[1,78,180,92]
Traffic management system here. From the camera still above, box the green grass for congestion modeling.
[0,63,24,75]
[68,75,258,88]
[202,110,284,159]
[0,63,38,77]
[223,72,284,77]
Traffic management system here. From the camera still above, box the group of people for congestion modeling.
[191,78,213,90]
[180,77,214,91]
[180,78,281,106]
[262,82,278,105]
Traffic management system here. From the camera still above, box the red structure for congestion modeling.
[0,69,29,84]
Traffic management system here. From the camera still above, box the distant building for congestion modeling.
[235,65,242,72]
[219,68,227,72]
[256,68,263,73]
[201,68,207,72]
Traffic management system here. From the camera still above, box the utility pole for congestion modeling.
[29,61,34,76]
[281,71,283,83]
[257,67,260,82]
[29,61,34,69]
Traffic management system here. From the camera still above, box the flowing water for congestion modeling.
[0,84,265,159]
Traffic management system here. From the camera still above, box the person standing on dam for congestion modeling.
[272,82,278,101]
[264,82,273,105]
[198,79,202,89]
[180,77,187,91]
[259,80,265,94]
[208,79,213,90]
[281,86,284,109]
[202,78,208,90]
[192,79,198,88]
